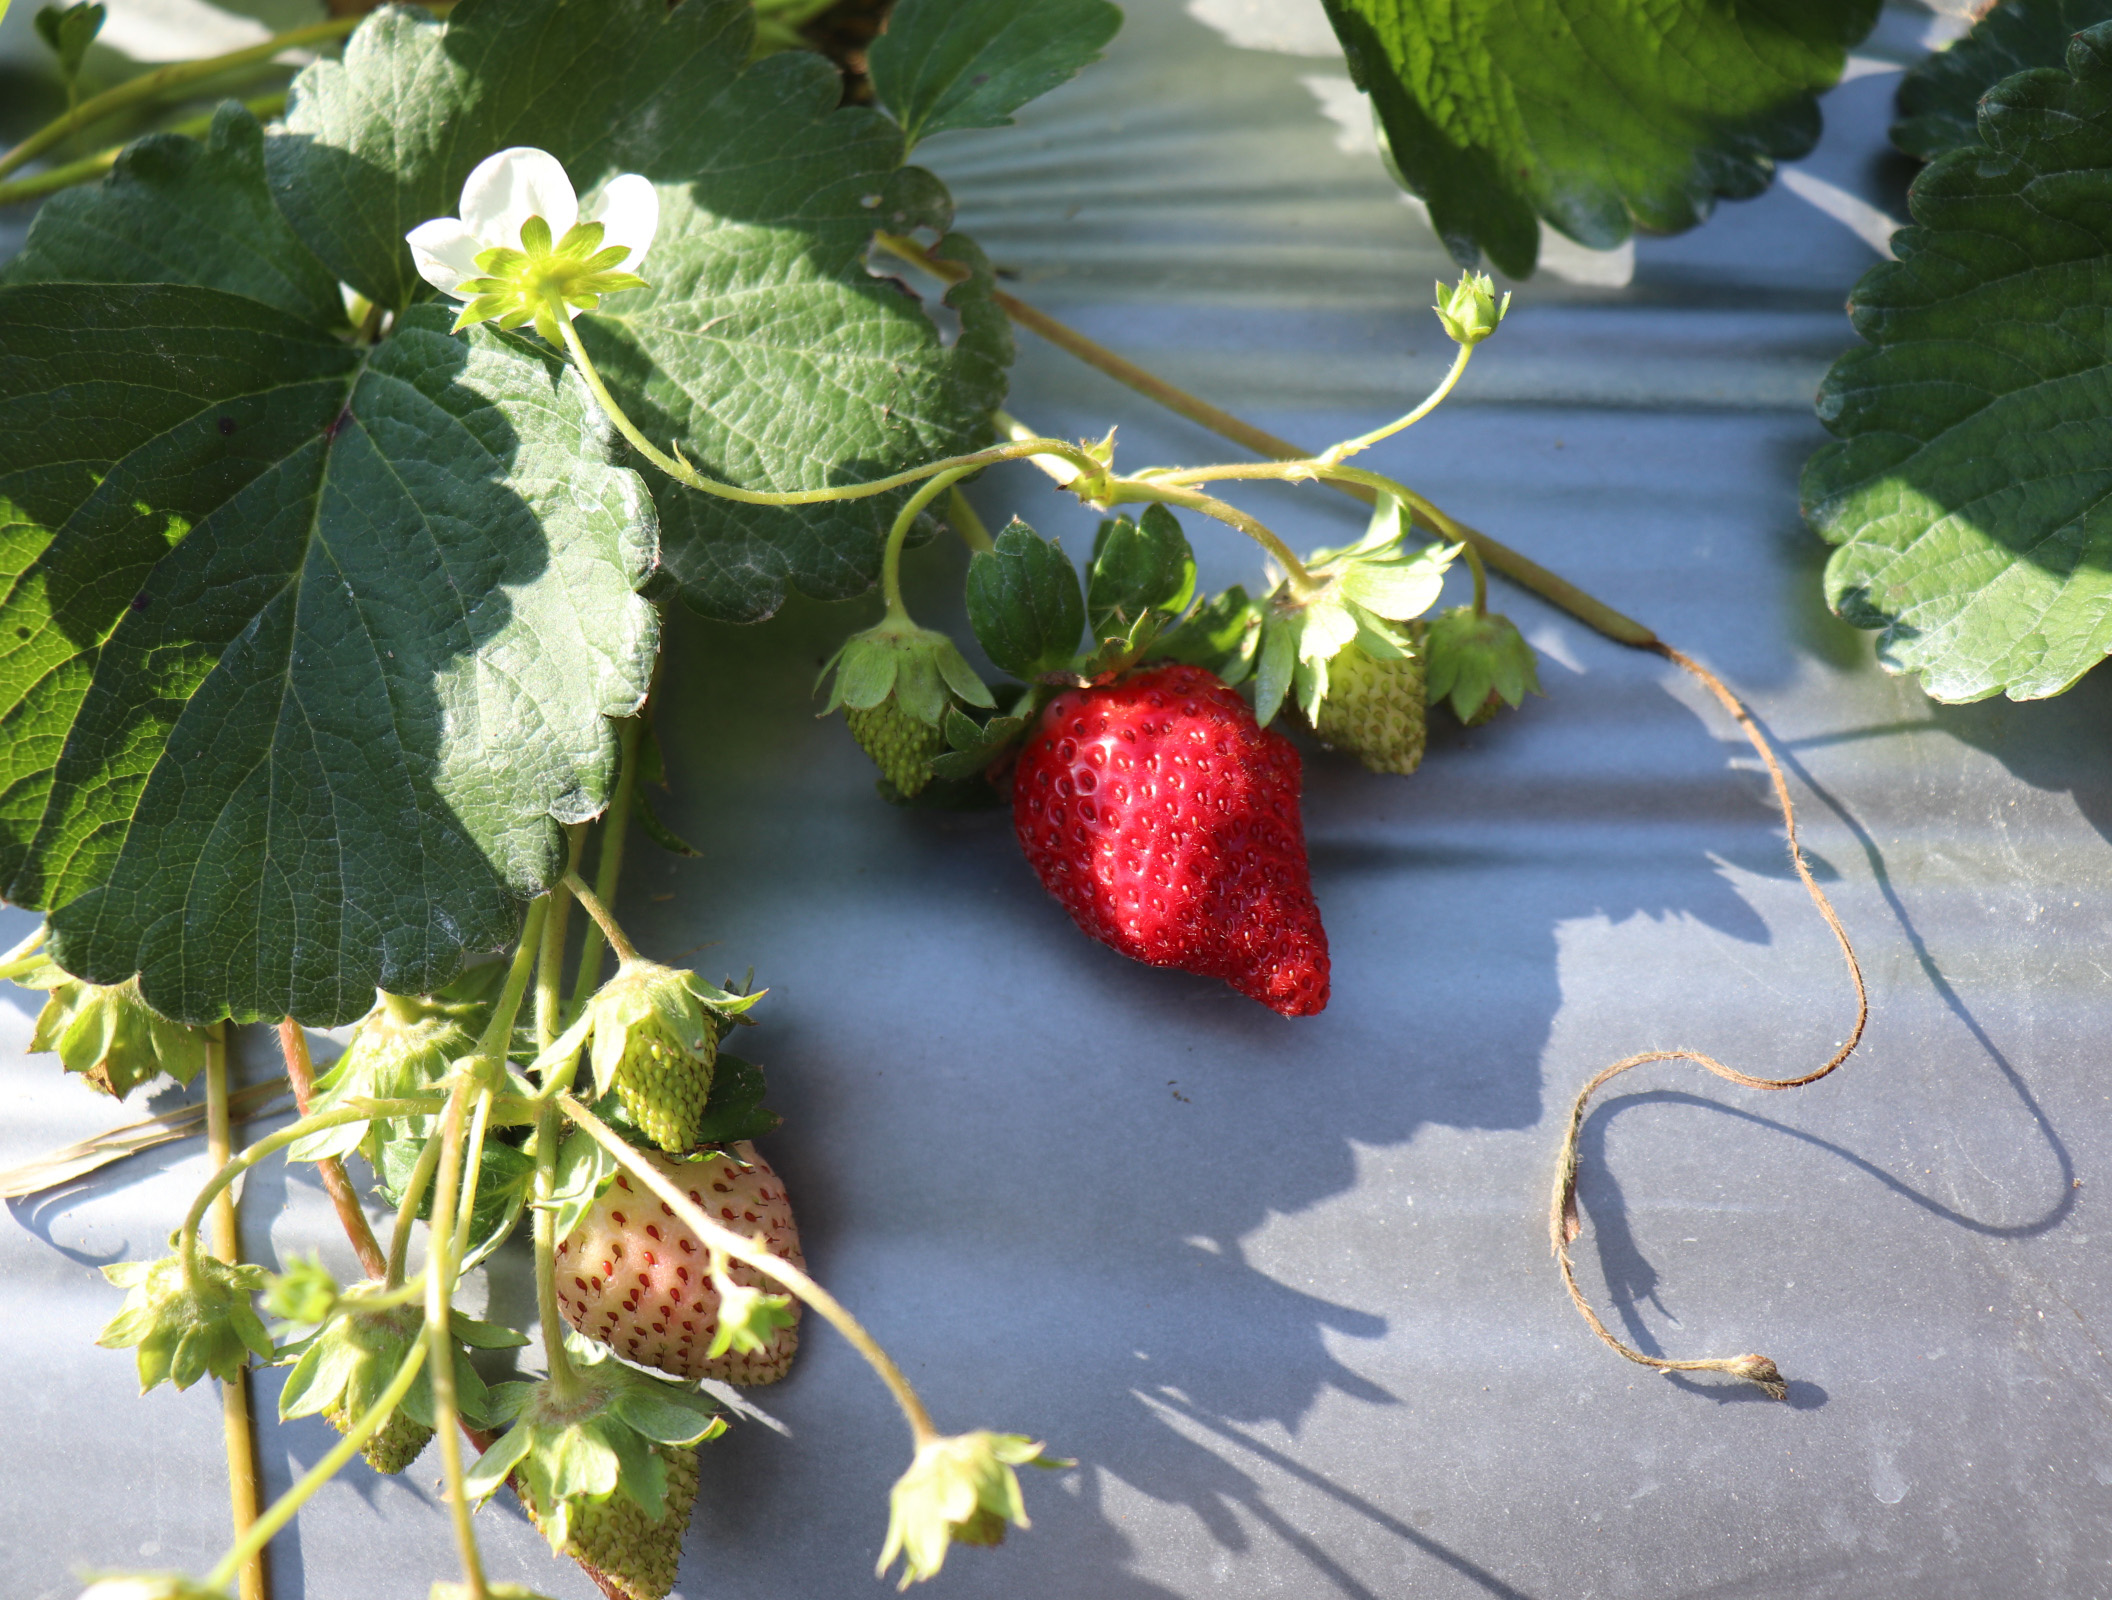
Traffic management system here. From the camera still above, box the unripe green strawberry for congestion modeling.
[587,962,720,1153]
[820,616,994,799]
[525,1443,699,1600]
[1311,641,1427,776]
[846,697,946,796]
[326,1400,432,1475]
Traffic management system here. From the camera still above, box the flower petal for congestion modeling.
[459,147,578,251]
[404,217,485,299]
[583,174,659,274]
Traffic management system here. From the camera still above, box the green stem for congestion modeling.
[0,15,390,182]
[558,1093,941,1446]
[1317,342,1473,465]
[0,91,288,208]
[882,466,977,622]
[424,1076,488,1600]
[538,826,586,1045]
[204,1027,267,1600]
[203,1336,429,1591]
[181,1099,453,1283]
[554,313,1100,506]
[530,1099,583,1401]
[945,485,995,553]
[569,718,642,1017]
[563,871,639,966]
[886,233,1657,650]
[385,1125,445,1292]
[0,923,47,967]
[419,896,547,1600]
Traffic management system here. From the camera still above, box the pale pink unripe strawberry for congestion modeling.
[555,1142,803,1385]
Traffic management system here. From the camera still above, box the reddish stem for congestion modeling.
[277,1020,387,1281]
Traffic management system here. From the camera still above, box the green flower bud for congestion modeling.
[878,1431,1066,1587]
[1434,271,1510,346]
[820,620,995,798]
[98,1252,272,1393]
[16,957,205,1100]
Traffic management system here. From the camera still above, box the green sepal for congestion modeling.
[262,1254,340,1328]
[926,702,1036,782]
[1086,505,1196,650]
[544,1126,619,1242]
[1254,611,1299,727]
[965,521,1086,680]
[1422,606,1542,722]
[17,958,206,1100]
[878,1431,1068,1587]
[98,1252,272,1392]
[1145,585,1264,684]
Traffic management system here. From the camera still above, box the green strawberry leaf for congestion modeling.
[691,1052,780,1144]
[0,288,657,1026]
[1423,607,1542,722]
[1803,22,2112,702]
[270,0,1011,624]
[1893,0,2112,160]
[2,103,345,327]
[548,1126,620,1243]
[1086,505,1196,648]
[632,787,702,859]
[1316,0,1880,277]
[1144,585,1264,686]
[965,520,1086,680]
[868,0,1123,151]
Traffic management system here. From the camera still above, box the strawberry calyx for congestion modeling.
[1254,495,1455,727]
[878,1431,1069,1588]
[466,1332,725,1552]
[819,616,996,797]
[276,1282,526,1469]
[1423,604,1542,724]
[288,992,479,1165]
[15,956,205,1100]
[97,1251,272,1393]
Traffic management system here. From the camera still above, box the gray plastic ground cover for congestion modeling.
[6,2,2111,1596]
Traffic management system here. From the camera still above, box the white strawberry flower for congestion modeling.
[405,147,658,344]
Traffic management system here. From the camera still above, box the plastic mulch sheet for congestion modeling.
[5,3,2108,1595]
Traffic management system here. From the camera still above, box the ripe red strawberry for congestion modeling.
[1011,662,1330,1016]
[556,1142,803,1384]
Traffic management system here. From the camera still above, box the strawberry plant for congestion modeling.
[2,0,2091,1594]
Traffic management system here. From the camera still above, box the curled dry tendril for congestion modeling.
[1549,643,1869,1400]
